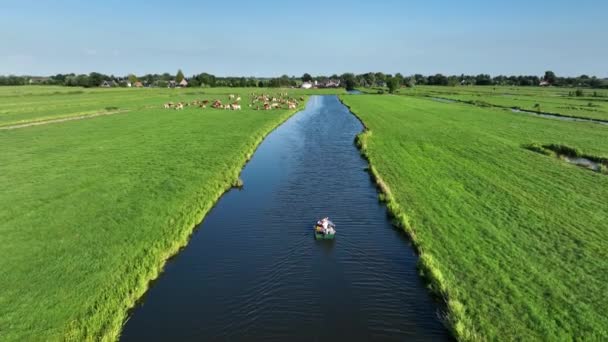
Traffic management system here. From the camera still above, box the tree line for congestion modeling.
[1,70,606,89]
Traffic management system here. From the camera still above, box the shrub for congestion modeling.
[544,144,582,157]
[575,89,584,97]
[524,143,554,156]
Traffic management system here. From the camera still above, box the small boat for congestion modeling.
[314,218,336,240]
[314,228,336,240]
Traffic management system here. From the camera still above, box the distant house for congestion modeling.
[375,81,386,88]
[168,80,177,88]
[317,79,340,88]
[326,80,341,88]
[301,82,313,89]
[539,80,550,86]
[178,79,188,87]
[100,80,117,88]
[28,77,50,84]
[134,81,143,88]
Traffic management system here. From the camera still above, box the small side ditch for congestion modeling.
[524,143,608,174]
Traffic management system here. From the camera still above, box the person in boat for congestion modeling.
[320,217,335,235]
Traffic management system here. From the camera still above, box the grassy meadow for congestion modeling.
[3,84,607,341]
[341,94,608,340]
[0,86,322,341]
[0,86,344,127]
[402,85,608,121]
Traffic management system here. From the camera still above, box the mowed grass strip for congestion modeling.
[0,90,306,341]
[341,95,608,340]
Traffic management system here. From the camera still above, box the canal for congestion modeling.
[121,96,449,341]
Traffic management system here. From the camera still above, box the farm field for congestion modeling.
[0,87,315,341]
[341,94,608,340]
[0,86,344,128]
[402,85,608,121]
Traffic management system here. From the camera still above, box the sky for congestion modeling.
[1,0,606,77]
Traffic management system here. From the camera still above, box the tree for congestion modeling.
[88,72,105,87]
[394,73,404,86]
[302,73,313,83]
[278,74,290,87]
[475,74,492,86]
[387,77,400,93]
[128,74,138,85]
[414,74,427,85]
[405,76,416,88]
[544,71,556,85]
[75,74,90,87]
[189,78,200,87]
[589,77,602,88]
[374,72,386,85]
[363,73,375,87]
[341,73,356,90]
[428,74,448,86]
[176,69,185,83]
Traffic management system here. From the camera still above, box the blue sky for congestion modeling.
[1,0,606,77]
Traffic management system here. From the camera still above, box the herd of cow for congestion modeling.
[162,93,305,111]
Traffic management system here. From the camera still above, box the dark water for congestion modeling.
[121,96,449,341]
[430,97,456,104]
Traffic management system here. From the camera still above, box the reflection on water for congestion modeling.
[120,96,449,341]
[562,156,602,172]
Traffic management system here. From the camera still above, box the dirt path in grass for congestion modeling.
[0,109,131,130]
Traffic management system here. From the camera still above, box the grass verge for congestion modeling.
[340,94,608,340]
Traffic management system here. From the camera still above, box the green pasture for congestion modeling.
[402,85,608,121]
[0,88,310,341]
[0,86,344,127]
[341,94,608,340]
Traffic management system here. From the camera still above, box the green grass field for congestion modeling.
[3,85,607,341]
[0,86,320,341]
[401,85,608,121]
[0,86,344,127]
[341,94,608,340]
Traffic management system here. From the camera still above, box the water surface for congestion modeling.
[121,96,449,341]
[510,108,608,125]
[562,156,602,172]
